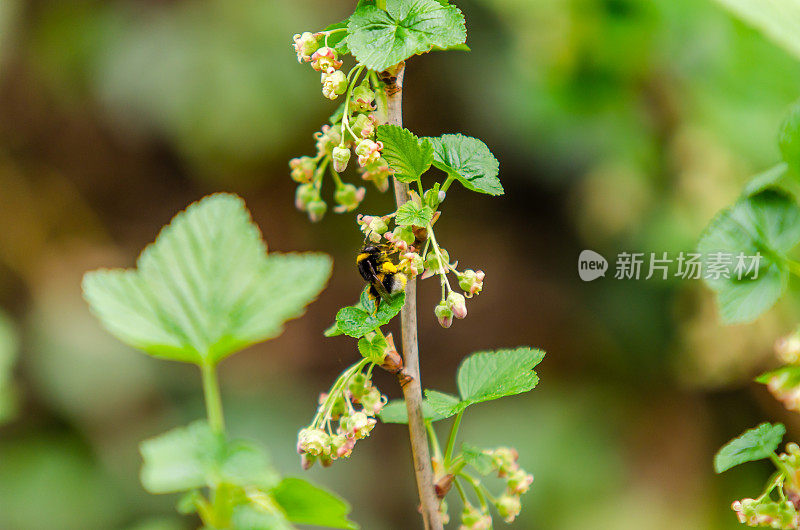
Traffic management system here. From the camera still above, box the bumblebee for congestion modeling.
[357,244,407,305]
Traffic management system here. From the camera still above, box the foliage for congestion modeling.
[83,194,350,528]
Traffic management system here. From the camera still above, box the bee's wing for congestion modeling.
[371,278,392,302]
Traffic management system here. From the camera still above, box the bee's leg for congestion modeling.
[368,285,381,315]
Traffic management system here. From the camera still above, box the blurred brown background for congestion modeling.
[2,0,800,528]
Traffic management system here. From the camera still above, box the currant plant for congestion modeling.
[81,193,357,529]
[289,1,544,528]
[704,100,800,528]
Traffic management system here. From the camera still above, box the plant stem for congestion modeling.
[444,410,463,465]
[201,362,225,434]
[384,63,442,530]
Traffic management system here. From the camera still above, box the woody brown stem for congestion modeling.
[382,63,442,530]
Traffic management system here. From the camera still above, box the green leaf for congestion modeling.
[140,421,279,494]
[714,423,785,473]
[698,190,800,324]
[424,390,462,419]
[357,331,388,364]
[378,399,449,423]
[713,0,800,62]
[324,321,344,337]
[232,505,293,530]
[396,202,434,227]
[420,348,545,418]
[83,193,332,364]
[456,347,545,406]
[346,0,466,72]
[782,101,800,175]
[756,364,800,385]
[426,134,503,195]
[743,164,790,197]
[377,125,433,183]
[460,444,495,475]
[335,287,405,338]
[272,477,358,529]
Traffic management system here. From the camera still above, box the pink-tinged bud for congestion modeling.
[352,83,376,112]
[360,387,387,416]
[352,113,376,139]
[292,32,319,62]
[306,199,327,222]
[295,183,317,211]
[435,301,453,328]
[487,447,519,476]
[314,124,342,156]
[330,434,356,459]
[399,252,424,278]
[310,47,342,73]
[776,332,800,364]
[506,468,534,494]
[297,428,331,456]
[355,139,383,166]
[731,497,799,528]
[300,453,316,470]
[438,499,450,526]
[447,292,467,320]
[289,156,316,183]
[460,503,492,530]
[767,372,800,413]
[322,70,348,100]
[334,183,366,213]
[332,146,351,172]
[458,269,485,298]
[424,249,450,273]
[359,157,391,191]
[420,268,436,280]
[494,494,522,523]
[343,411,376,439]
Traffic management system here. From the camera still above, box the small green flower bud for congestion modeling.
[447,291,467,320]
[359,157,391,191]
[360,387,386,416]
[438,499,450,526]
[352,83,376,112]
[435,301,453,329]
[314,124,342,156]
[292,32,319,62]
[776,332,800,364]
[399,252,424,278]
[494,494,522,523]
[322,70,348,100]
[355,139,383,166]
[460,503,492,530]
[330,434,356,459]
[487,447,519,475]
[369,217,389,235]
[306,199,327,222]
[351,113,376,139]
[424,249,450,273]
[341,411,376,440]
[295,183,317,211]
[289,156,316,183]
[332,146,351,172]
[334,183,366,213]
[348,373,370,401]
[506,468,534,495]
[297,428,330,456]
[458,269,485,298]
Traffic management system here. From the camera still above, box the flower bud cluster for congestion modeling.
[289,66,389,221]
[485,447,533,522]
[731,497,799,529]
[459,502,492,530]
[297,367,387,469]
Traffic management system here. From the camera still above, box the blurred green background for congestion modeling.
[2,0,800,528]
